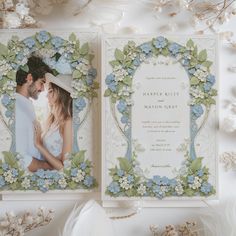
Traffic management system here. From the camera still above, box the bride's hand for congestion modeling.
[34,120,42,148]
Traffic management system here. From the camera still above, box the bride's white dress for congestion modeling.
[42,125,63,158]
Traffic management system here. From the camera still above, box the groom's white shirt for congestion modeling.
[15,93,41,168]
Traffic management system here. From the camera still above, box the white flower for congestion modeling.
[118,86,133,97]
[175,184,184,195]
[4,12,22,29]
[4,170,17,184]
[137,184,146,195]
[4,0,14,9]
[0,60,12,77]
[119,176,132,190]
[16,3,30,17]
[189,176,202,189]
[113,66,128,82]
[21,177,30,189]
[58,178,67,188]
[72,170,85,183]
[190,87,205,99]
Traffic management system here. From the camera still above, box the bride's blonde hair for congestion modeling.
[44,82,72,135]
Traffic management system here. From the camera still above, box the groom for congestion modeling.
[16,56,52,171]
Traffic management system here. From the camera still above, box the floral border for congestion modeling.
[104,37,217,199]
[0,31,98,191]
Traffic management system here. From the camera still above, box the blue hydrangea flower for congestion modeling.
[146,180,153,188]
[51,36,64,49]
[197,169,204,177]
[86,77,94,86]
[53,172,61,181]
[204,82,212,92]
[74,97,86,112]
[169,43,181,56]
[182,59,189,66]
[5,110,13,118]
[105,74,117,92]
[16,53,24,61]
[200,182,212,194]
[140,43,152,55]
[40,186,49,193]
[121,115,129,124]
[108,182,120,194]
[23,37,35,49]
[1,94,11,106]
[188,68,196,75]
[84,176,94,187]
[35,169,45,178]
[188,175,194,184]
[127,175,134,184]
[152,175,161,185]
[71,168,78,177]
[30,175,37,182]
[133,58,141,66]
[88,68,97,78]
[37,179,45,187]
[36,31,50,44]
[152,185,164,199]
[161,176,170,185]
[206,74,215,85]
[0,176,5,187]
[117,169,124,177]
[153,36,167,49]
[127,68,135,75]
[80,162,87,170]
[11,168,18,177]
[45,171,54,179]
[2,163,9,171]
[170,179,177,188]
[191,105,204,118]
[117,100,127,113]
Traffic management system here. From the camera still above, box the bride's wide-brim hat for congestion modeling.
[45,73,73,94]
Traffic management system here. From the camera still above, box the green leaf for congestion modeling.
[93,81,99,89]
[3,151,18,167]
[104,89,111,97]
[72,150,86,166]
[193,46,198,57]
[123,76,132,86]
[190,157,203,172]
[115,49,124,62]
[72,70,82,79]
[161,48,169,56]
[202,60,213,69]
[7,70,16,80]
[185,188,195,196]
[69,33,77,42]
[80,43,89,55]
[118,157,132,172]
[190,76,199,85]
[68,181,77,189]
[186,39,194,48]
[198,49,207,62]
[0,43,8,56]
[109,60,120,67]
[20,64,29,73]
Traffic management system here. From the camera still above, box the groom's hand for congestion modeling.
[28,158,53,172]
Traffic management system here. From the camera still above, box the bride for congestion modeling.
[31,73,72,171]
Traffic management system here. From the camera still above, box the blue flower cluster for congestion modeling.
[105,74,117,92]
[168,43,181,56]
[117,100,127,113]
[191,104,204,118]
[1,94,11,106]
[74,97,86,112]
[86,68,97,85]
[153,36,167,49]
[140,43,152,55]
[108,181,120,194]
[204,74,215,92]
[0,176,5,187]
[84,176,94,187]
[36,31,50,45]
[23,37,35,49]
[201,182,212,194]
[51,36,64,49]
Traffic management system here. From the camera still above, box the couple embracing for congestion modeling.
[15,56,72,172]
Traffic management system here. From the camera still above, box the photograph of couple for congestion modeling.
[15,56,73,172]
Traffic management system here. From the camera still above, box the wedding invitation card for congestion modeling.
[102,35,218,201]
